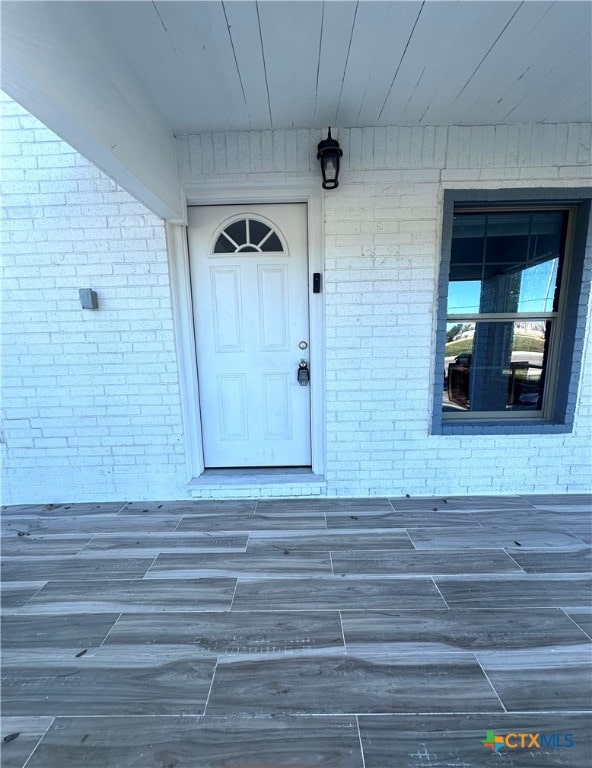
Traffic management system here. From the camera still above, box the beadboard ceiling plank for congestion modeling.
[508,42,592,124]
[10,0,591,133]
[334,1,419,127]
[377,0,469,126]
[454,2,587,125]
[545,84,591,126]
[155,1,251,132]
[97,1,188,128]
[221,1,273,130]
[257,1,324,128]
[313,0,359,130]
[412,1,523,126]
[476,3,592,124]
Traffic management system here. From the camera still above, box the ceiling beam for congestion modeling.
[1,1,185,222]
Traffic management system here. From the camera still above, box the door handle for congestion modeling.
[297,359,310,386]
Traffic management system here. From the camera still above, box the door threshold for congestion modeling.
[187,468,326,498]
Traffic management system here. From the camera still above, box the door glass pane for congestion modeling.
[213,219,285,254]
[260,232,283,252]
[248,219,271,245]
[448,211,565,314]
[214,233,234,253]
[224,219,247,246]
[443,320,550,413]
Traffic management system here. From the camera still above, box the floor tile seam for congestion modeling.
[16,607,267,614]
[172,516,184,532]
[73,549,248,558]
[228,578,240,611]
[352,709,514,717]
[21,715,55,768]
[77,534,99,554]
[141,553,163,579]
[1,553,158,563]
[355,715,367,768]
[473,654,508,713]
[409,539,585,550]
[430,572,590,582]
[230,607,451,613]
[356,709,592,718]
[517,495,554,510]
[432,601,592,610]
[15,582,49,613]
[77,531,248,540]
[4,648,581,664]
[202,659,219,717]
[9,710,592,723]
[315,572,528,580]
[95,612,124,651]
[434,572,592,584]
[141,570,335,580]
[499,568,592,577]
[502,549,530,572]
[11,711,214,719]
[559,608,592,641]
[338,610,347,655]
[248,531,412,541]
[12,605,572,615]
[200,709,543,717]
[329,551,335,576]
[430,578,450,609]
[26,576,237,583]
[475,646,592,666]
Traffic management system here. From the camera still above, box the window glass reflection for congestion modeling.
[443,320,549,413]
[448,211,565,315]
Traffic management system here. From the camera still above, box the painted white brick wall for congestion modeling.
[2,92,591,502]
[178,123,592,498]
[1,93,187,503]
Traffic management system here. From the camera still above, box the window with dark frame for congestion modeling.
[442,206,571,419]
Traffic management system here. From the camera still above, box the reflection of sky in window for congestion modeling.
[447,281,480,314]
[448,260,558,314]
[518,259,558,312]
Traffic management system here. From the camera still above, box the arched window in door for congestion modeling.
[213,217,286,254]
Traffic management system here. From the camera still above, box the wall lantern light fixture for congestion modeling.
[317,127,343,190]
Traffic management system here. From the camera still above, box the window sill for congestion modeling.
[437,419,572,436]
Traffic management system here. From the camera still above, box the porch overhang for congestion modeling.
[1,1,590,222]
[1,0,185,221]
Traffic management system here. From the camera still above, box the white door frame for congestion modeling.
[167,181,325,483]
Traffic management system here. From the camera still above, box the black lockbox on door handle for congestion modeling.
[297,360,310,386]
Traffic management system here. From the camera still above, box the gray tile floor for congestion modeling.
[1,494,591,767]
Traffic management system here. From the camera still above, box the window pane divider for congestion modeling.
[221,231,239,250]
[447,312,557,322]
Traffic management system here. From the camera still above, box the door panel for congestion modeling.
[188,204,311,467]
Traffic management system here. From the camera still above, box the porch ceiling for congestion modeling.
[95,0,591,132]
[2,1,590,221]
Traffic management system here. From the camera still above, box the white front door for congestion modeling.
[188,204,311,468]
